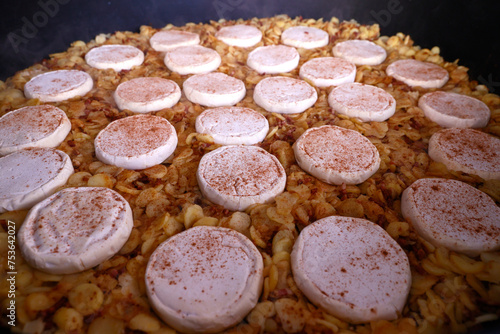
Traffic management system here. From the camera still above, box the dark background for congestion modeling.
[0,0,499,92]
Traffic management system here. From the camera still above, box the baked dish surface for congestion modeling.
[1,15,499,334]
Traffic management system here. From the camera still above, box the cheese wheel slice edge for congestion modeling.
[164,45,221,75]
[95,114,178,170]
[386,59,449,89]
[428,128,500,180]
[332,39,387,65]
[291,215,411,323]
[145,226,264,333]
[114,77,181,113]
[418,91,491,128]
[24,70,93,102]
[215,24,263,47]
[0,147,74,213]
[183,72,246,107]
[299,57,357,87]
[85,44,145,71]
[197,145,286,211]
[293,125,380,185]
[150,30,200,52]
[328,82,396,122]
[18,187,133,274]
[246,45,300,74]
[401,178,500,256]
[281,26,329,49]
[0,105,71,156]
[195,107,269,145]
[253,76,318,114]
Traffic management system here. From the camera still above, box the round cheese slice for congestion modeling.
[183,72,246,107]
[299,57,357,87]
[197,145,286,211]
[215,24,262,47]
[0,105,71,156]
[246,45,299,74]
[401,178,500,256]
[328,82,396,122]
[281,26,329,49]
[195,107,269,145]
[85,44,144,71]
[18,187,133,274]
[145,226,263,333]
[94,114,178,170]
[24,70,93,102]
[150,30,200,52]
[418,91,490,128]
[293,125,380,185]
[291,216,411,323]
[114,77,181,113]
[386,59,449,89]
[428,128,500,180]
[253,76,318,114]
[332,40,387,65]
[0,147,74,213]
[164,45,221,75]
